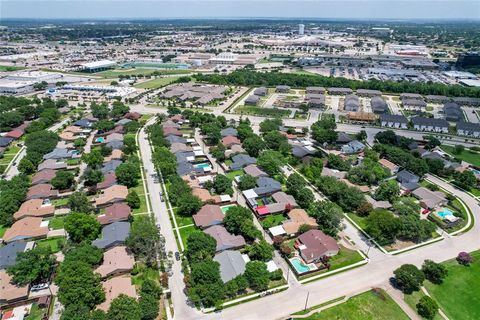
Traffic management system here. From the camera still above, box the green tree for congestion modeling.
[82,149,104,168]
[416,296,439,320]
[185,231,217,263]
[326,154,350,171]
[454,170,477,190]
[393,264,425,294]
[127,190,141,209]
[309,201,343,237]
[263,131,288,152]
[365,209,401,245]
[210,143,226,161]
[177,194,202,216]
[453,144,465,155]
[115,162,140,188]
[64,213,101,244]
[259,118,282,134]
[244,261,270,292]
[110,101,130,118]
[83,168,104,187]
[188,260,224,307]
[7,246,55,285]
[126,216,160,267]
[122,136,138,155]
[68,191,95,213]
[238,175,257,191]
[374,180,400,202]
[296,187,315,209]
[60,304,92,320]
[247,240,274,262]
[286,173,306,198]
[243,134,266,157]
[257,150,284,176]
[311,116,337,144]
[213,174,233,195]
[107,294,141,320]
[51,170,75,190]
[421,260,448,284]
[18,158,35,175]
[152,147,176,177]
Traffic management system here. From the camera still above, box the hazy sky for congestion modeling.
[1,0,479,20]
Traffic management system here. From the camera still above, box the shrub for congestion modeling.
[456,252,473,266]
[416,296,438,320]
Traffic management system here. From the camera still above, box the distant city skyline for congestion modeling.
[1,0,479,20]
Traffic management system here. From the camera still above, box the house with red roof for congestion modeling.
[295,229,339,264]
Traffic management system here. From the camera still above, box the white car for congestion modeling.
[31,283,49,291]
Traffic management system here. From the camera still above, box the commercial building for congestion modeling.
[0,80,34,95]
[80,60,116,72]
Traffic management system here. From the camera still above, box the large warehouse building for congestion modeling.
[80,60,116,72]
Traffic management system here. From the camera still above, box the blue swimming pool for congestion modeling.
[290,258,311,274]
[95,137,105,143]
[437,208,453,219]
[195,163,211,169]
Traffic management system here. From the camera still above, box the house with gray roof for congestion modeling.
[276,85,290,93]
[204,225,246,252]
[443,102,463,122]
[221,127,238,137]
[244,95,260,106]
[230,154,256,170]
[457,121,480,137]
[74,119,93,128]
[341,140,365,154]
[371,96,389,114]
[402,99,427,110]
[328,87,353,95]
[254,176,282,196]
[165,135,187,144]
[43,148,79,160]
[411,117,448,133]
[344,95,359,112]
[357,89,382,97]
[0,241,29,269]
[243,164,268,178]
[115,119,132,126]
[106,140,124,150]
[213,250,246,283]
[379,114,408,129]
[92,221,130,249]
[306,87,326,95]
[101,160,123,175]
[0,137,13,148]
[254,87,267,96]
[291,145,316,159]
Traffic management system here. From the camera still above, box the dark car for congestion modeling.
[175,252,180,261]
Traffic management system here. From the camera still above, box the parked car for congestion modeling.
[31,283,49,291]
[175,252,180,261]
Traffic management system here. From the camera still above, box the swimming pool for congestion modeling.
[290,257,312,274]
[469,168,480,175]
[195,163,211,170]
[436,208,454,219]
[95,137,105,143]
[220,205,236,214]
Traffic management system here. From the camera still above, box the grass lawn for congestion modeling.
[404,290,442,320]
[346,213,368,230]
[52,198,69,207]
[179,225,198,249]
[260,214,287,229]
[36,237,66,253]
[328,246,364,271]
[131,184,148,214]
[65,158,80,165]
[0,225,7,237]
[0,65,25,72]
[234,106,291,118]
[25,304,46,320]
[97,68,191,78]
[422,250,480,320]
[173,208,194,227]
[226,169,243,180]
[440,145,480,167]
[134,76,180,89]
[47,216,65,230]
[131,265,160,287]
[469,187,480,197]
[304,289,409,320]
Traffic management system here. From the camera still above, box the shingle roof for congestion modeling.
[379,114,408,124]
[254,177,282,196]
[204,225,246,252]
[92,221,130,249]
[221,127,238,137]
[411,117,448,127]
[193,204,224,228]
[0,242,27,269]
[213,250,246,283]
[230,154,256,170]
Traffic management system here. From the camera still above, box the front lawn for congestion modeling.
[52,198,69,207]
[440,145,480,167]
[47,216,65,230]
[226,169,243,180]
[327,246,364,271]
[179,225,198,249]
[173,208,194,227]
[131,184,148,214]
[25,304,46,320]
[303,289,409,320]
[422,250,480,320]
[36,237,66,253]
[131,263,160,287]
[346,212,368,230]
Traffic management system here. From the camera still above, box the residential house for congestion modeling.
[31,169,56,185]
[0,137,14,147]
[402,99,427,110]
[378,158,400,175]
[106,140,123,150]
[306,87,326,95]
[124,112,141,120]
[26,184,58,200]
[5,129,24,139]
[95,246,135,278]
[74,119,93,128]
[443,102,463,122]
[282,209,318,235]
[204,225,246,252]
[243,164,268,178]
[357,89,382,97]
[213,250,246,283]
[296,229,339,264]
[254,177,282,197]
[0,241,30,269]
[341,140,365,154]
[400,93,423,100]
[92,221,130,249]
[344,95,359,112]
[412,187,448,209]
[396,170,420,191]
[0,270,29,306]
[95,185,128,207]
[165,135,187,144]
[104,149,123,162]
[336,132,353,144]
[321,167,347,179]
[425,95,449,103]
[115,118,132,126]
[254,87,268,96]
[170,143,191,154]
[276,85,291,93]
[291,145,317,159]
[100,160,123,175]
[456,121,480,137]
[221,127,238,137]
[13,199,55,220]
[3,217,48,243]
[222,135,241,148]
[193,204,224,228]
[163,127,181,137]
[261,191,298,215]
[37,159,67,172]
[97,276,137,312]
[230,154,256,170]
[306,94,325,108]
[328,87,353,95]
[96,173,117,190]
[163,120,180,129]
[244,95,260,106]
[365,195,392,210]
[411,118,449,133]
[371,96,389,114]
[97,202,131,225]
[43,148,78,161]
[379,114,409,129]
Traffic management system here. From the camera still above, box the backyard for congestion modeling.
[440,145,480,167]
[303,289,409,320]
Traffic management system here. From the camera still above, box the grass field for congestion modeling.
[404,290,442,320]
[132,182,148,214]
[422,250,480,320]
[327,246,364,271]
[303,289,409,320]
[36,237,66,253]
[346,213,368,230]
[47,216,65,230]
[0,65,25,72]
[131,264,160,286]
[179,225,198,249]
[173,208,194,227]
[234,106,291,117]
[260,214,287,228]
[440,145,480,167]
[134,76,181,89]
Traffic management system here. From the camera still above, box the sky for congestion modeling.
[0,0,479,20]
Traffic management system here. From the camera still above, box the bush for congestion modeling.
[416,296,438,320]
[456,252,473,266]
[126,190,141,209]
[421,260,448,284]
[393,264,425,294]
